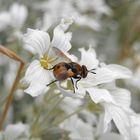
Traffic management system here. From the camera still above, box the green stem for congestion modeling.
[31,93,61,127]
[53,105,85,126]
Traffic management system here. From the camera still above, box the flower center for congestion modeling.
[40,58,49,69]
[40,54,57,69]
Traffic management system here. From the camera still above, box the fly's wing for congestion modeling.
[48,47,72,66]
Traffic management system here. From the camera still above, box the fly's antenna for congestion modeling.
[88,68,96,74]
[88,62,102,74]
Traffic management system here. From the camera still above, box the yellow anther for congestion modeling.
[40,58,48,69]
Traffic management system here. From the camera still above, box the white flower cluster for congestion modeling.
[21,19,140,140]
[0,123,40,140]
[34,0,111,31]
[0,1,140,140]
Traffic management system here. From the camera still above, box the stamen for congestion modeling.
[48,57,58,63]
[40,58,48,69]
[40,54,58,70]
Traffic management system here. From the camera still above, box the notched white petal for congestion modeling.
[51,19,72,52]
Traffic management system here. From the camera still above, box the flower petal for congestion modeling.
[110,88,131,108]
[24,82,49,97]
[22,60,52,96]
[87,88,115,104]
[23,60,51,84]
[103,103,131,138]
[51,19,72,52]
[79,47,99,69]
[100,133,124,140]
[23,28,50,57]
[130,114,140,140]
[105,64,132,79]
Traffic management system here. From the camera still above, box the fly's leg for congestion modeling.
[75,77,81,89]
[70,78,75,93]
[47,80,58,86]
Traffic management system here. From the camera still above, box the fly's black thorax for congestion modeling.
[64,62,81,76]
[65,62,88,78]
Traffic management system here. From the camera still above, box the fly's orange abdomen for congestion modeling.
[53,62,74,81]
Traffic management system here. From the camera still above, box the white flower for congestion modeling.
[91,84,136,140]
[77,47,132,92]
[4,123,30,140]
[59,47,133,139]
[78,48,133,139]
[87,85,133,139]
[22,19,72,97]
[78,48,132,88]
